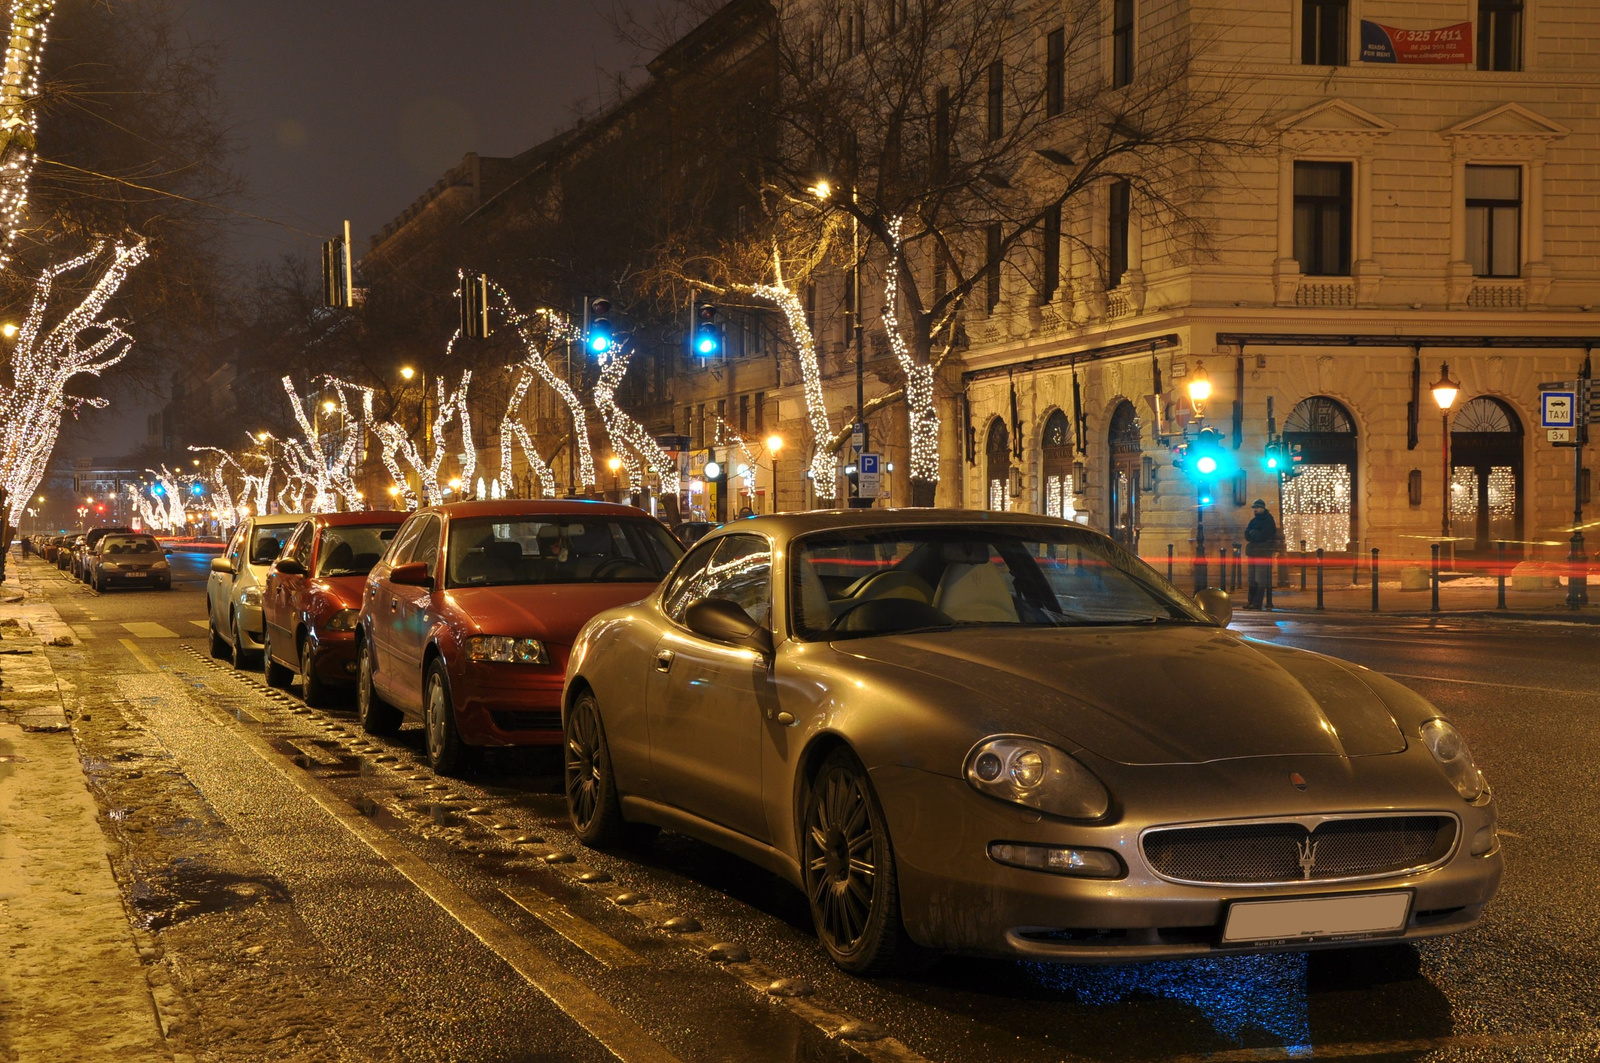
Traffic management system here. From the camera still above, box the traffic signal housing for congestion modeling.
[459,273,490,339]
[588,298,613,354]
[1182,426,1234,508]
[693,302,722,358]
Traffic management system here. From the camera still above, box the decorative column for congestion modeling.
[1353,155,1382,306]
[1273,155,1300,306]
[1447,157,1475,308]
[1525,159,1552,308]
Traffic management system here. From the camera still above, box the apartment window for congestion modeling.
[986,61,1004,141]
[1108,181,1131,289]
[1112,0,1135,88]
[1041,204,1061,302]
[739,394,750,433]
[1046,28,1066,117]
[1301,0,1349,66]
[986,223,1003,311]
[1466,166,1521,277]
[755,392,766,432]
[716,399,726,432]
[1478,0,1523,71]
[887,0,907,35]
[1292,162,1352,276]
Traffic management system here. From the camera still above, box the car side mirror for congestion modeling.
[389,561,431,587]
[685,598,775,656]
[210,557,235,575]
[164,549,173,556]
[274,558,307,576]
[1194,588,1233,627]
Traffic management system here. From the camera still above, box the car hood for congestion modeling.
[834,626,1405,765]
[441,582,659,645]
[313,575,366,609]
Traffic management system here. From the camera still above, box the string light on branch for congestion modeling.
[498,363,557,498]
[884,217,939,485]
[747,280,836,501]
[487,280,596,489]
[0,1,56,271]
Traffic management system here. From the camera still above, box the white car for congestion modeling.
[207,514,306,668]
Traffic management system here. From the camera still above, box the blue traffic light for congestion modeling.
[1195,454,1219,476]
[151,484,164,496]
[588,330,611,353]
[693,302,720,357]
[190,482,205,496]
[696,332,719,356]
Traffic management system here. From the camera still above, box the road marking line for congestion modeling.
[121,622,178,639]
[190,621,209,631]
[1384,670,1598,696]
[503,887,644,968]
[183,688,682,1063]
[118,639,160,673]
[70,625,96,640]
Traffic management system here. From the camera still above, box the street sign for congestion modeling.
[850,423,866,453]
[1548,428,1573,443]
[1542,391,1577,429]
[858,452,881,497]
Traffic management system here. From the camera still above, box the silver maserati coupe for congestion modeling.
[562,510,1501,973]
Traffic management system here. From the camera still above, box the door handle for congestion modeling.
[389,600,397,612]
[654,650,675,672]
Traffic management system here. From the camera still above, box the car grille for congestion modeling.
[490,710,562,732]
[1142,816,1457,885]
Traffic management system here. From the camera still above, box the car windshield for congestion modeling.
[445,516,683,588]
[101,536,159,556]
[791,524,1211,640]
[316,525,398,577]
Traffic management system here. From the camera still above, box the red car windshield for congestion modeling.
[445,516,682,588]
[316,525,400,577]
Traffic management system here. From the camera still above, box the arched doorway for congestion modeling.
[1108,400,1141,549]
[1282,396,1357,555]
[1451,397,1523,553]
[985,417,1011,511]
[1040,409,1076,521]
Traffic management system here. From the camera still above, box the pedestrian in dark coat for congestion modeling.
[1243,499,1277,609]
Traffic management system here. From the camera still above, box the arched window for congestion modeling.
[1451,396,1523,552]
[1282,396,1357,554]
[1108,400,1141,548]
[1040,409,1076,521]
[986,417,1011,511]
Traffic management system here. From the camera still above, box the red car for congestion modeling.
[261,512,409,705]
[355,499,683,774]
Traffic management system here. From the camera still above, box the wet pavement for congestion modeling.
[24,553,1600,1062]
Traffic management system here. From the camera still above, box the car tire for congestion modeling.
[356,637,401,733]
[94,573,106,592]
[301,633,337,710]
[229,612,252,670]
[802,748,917,975]
[564,690,636,848]
[423,660,470,777]
[262,630,293,688]
[208,606,228,660]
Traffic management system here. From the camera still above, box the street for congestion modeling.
[7,549,1595,1062]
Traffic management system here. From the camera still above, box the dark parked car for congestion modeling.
[261,512,407,705]
[356,499,683,774]
[73,526,134,581]
[56,535,82,570]
[562,510,1502,973]
[84,534,172,591]
[672,520,716,546]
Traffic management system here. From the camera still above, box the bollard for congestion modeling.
[1264,554,1274,611]
[1167,543,1174,583]
[1497,541,1507,610]
[1220,546,1228,591]
[1431,543,1441,612]
[1315,548,1325,610]
[1369,547,1382,614]
[1300,540,1308,590]
[1232,543,1243,591]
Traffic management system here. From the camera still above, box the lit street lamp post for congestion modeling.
[766,434,784,513]
[1187,363,1213,591]
[1431,363,1460,547]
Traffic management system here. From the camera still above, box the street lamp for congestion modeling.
[606,455,623,500]
[1,322,16,338]
[1187,361,1212,417]
[1431,362,1460,541]
[399,366,415,381]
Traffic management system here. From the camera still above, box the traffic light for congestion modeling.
[322,221,354,308]
[1263,439,1284,473]
[693,302,722,357]
[587,298,613,354]
[459,273,490,339]
[1183,426,1233,508]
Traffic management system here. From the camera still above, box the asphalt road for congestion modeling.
[26,551,1600,1062]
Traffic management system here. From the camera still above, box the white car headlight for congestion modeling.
[1420,718,1485,801]
[153,560,170,570]
[100,562,121,571]
[466,635,549,665]
[240,588,263,608]
[325,608,359,632]
[964,736,1110,820]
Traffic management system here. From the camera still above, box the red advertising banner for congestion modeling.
[1359,21,1472,64]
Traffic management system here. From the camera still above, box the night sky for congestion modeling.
[187,0,641,265]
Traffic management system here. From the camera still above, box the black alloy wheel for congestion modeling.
[423,660,468,776]
[564,692,634,847]
[356,637,400,734]
[802,749,913,975]
[262,629,293,688]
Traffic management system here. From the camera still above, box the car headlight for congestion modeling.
[466,635,549,665]
[1420,718,1485,801]
[153,560,170,570]
[964,736,1110,820]
[325,608,359,632]
[100,562,120,571]
[240,588,263,607]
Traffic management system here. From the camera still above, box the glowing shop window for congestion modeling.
[1282,463,1352,553]
[1044,474,1077,521]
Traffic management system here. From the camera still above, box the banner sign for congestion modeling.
[1359,21,1472,64]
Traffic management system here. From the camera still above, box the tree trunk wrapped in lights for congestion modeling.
[0,238,148,524]
[0,0,56,271]
[488,281,596,490]
[592,345,673,495]
[281,376,369,512]
[745,278,835,502]
[497,363,557,498]
[368,360,472,507]
[883,218,939,502]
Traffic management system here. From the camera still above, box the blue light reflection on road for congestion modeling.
[1025,954,1314,1055]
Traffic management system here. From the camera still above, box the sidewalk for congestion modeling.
[1244,569,1600,621]
[0,556,175,1062]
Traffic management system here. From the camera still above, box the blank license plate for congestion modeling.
[1222,892,1411,945]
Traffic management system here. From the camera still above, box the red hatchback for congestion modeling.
[355,500,683,774]
[261,512,409,705]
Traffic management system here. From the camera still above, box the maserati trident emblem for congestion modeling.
[1297,838,1320,880]
[1289,772,1308,791]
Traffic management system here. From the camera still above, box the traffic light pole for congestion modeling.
[1194,501,1208,593]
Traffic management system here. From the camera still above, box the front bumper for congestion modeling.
[872,763,1502,963]
[236,603,266,650]
[305,629,359,684]
[98,568,169,587]
[451,657,567,747]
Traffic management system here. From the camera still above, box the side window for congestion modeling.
[227,524,248,568]
[284,522,312,567]
[408,517,441,578]
[386,517,424,567]
[668,534,772,629]
[661,540,722,622]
